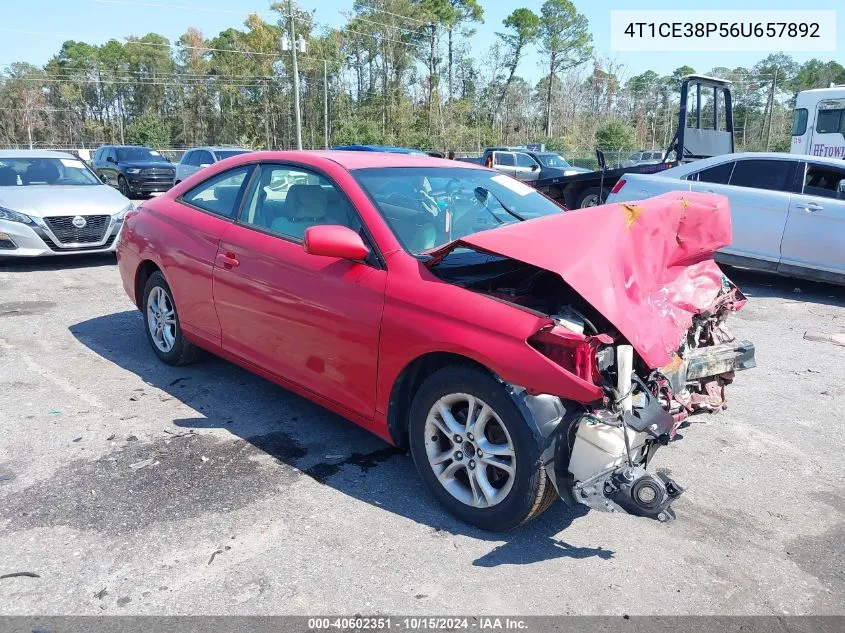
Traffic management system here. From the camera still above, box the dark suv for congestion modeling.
[92,145,175,197]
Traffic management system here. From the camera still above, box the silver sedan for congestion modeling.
[0,150,133,257]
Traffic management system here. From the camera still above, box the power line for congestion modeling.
[352,2,433,27]
[343,12,427,37]
[91,0,270,15]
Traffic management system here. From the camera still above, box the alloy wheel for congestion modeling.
[146,286,177,353]
[424,393,516,508]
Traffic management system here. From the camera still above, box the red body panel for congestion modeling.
[117,151,729,444]
[213,222,387,419]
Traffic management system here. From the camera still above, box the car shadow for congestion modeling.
[69,309,609,566]
[0,253,116,273]
[724,266,845,308]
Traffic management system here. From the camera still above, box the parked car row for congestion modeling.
[91,144,252,196]
[0,145,250,258]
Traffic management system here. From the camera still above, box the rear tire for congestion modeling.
[576,186,609,208]
[408,366,557,531]
[142,271,201,366]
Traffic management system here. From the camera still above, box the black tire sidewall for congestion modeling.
[142,271,188,365]
[408,366,545,531]
[118,176,130,197]
[577,186,609,208]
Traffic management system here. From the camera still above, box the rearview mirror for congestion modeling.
[303,225,369,261]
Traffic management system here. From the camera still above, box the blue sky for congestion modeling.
[0,0,841,81]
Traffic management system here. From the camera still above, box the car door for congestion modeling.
[689,157,795,264]
[196,150,215,171]
[211,163,387,419]
[171,164,256,346]
[176,150,194,182]
[513,152,541,182]
[99,148,115,185]
[779,160,845,276]
[492,151,517,177]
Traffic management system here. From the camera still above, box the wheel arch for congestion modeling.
[386,351,496,449]
[134,259,163,309]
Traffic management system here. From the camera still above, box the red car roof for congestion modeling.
[239,150,486,171]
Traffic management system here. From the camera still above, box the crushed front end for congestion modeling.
[430,191,756,522]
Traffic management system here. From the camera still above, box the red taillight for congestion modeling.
[610,178,627,194]
[529,327,607,384]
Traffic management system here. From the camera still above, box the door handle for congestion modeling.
[799,202,823,213]
[216,252,240,269]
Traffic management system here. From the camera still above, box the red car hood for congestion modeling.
[430,191,733,368]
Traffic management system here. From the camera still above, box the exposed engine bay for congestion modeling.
[431,243,755,522]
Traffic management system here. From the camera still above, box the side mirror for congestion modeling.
[99,174,108,183]
[530,163,539,171]
[106,156,116,163]
[303,225,369,261]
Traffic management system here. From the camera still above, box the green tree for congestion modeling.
[538,0,592,137]
[127,112,170,147]
[595,119,635,151]
[495,8,540,118]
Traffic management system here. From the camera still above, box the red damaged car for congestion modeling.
[117,151,755,531]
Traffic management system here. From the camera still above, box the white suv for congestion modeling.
[174,147,251,184]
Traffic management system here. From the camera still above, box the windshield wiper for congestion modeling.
[474,187,525,222]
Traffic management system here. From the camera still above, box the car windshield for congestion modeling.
[535,153,571,168]
[0,157,101,186]
[353,167,565,255]
[116,147,167,162]
[214,149,250,160]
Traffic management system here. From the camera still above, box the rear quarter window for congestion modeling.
[689,161,734,184]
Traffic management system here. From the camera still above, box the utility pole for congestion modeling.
[323,60,329,149]
[765,67,778,152]
[263,79,271,150]
[287,0,302,150]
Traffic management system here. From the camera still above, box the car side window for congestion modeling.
[93,148,102,163]
[181,166,253,218]
[688,161,734,184]
[514,153,537,168]
[197,151,214,166]
[494,153,515,167]
[180,151,193,165]
[803,163,845,200]
[239,164,361,241]
[729,159,793,192]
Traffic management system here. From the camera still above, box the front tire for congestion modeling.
[118,176,131,198]
[142,271,200,366]
[409,366,557,531]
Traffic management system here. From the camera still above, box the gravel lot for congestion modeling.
[0,254,843,615]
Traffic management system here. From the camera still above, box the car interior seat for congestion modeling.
[271,184,333,239]
[0,166,17,186]
[211,184,242,214]
[23,161,60,185]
